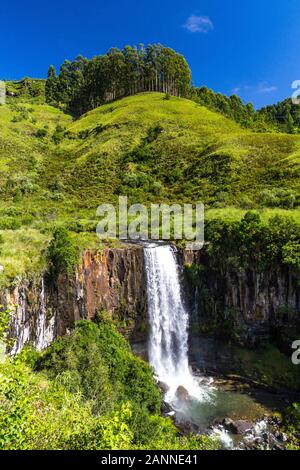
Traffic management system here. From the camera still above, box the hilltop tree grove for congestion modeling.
[45,44,192,115]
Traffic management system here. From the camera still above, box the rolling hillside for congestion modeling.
[0,90,300,282]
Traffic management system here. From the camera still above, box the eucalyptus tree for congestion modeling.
[46,43,192,114]
[45,65,58,103]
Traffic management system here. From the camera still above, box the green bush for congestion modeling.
[36,319,161,415]
[0,318,219,450]
[284,403,300,450]
[205,212,300,271]
[46,227,78,275]
[0,217,22,230]
[258,188,296,209]
[282,241,300,270]
[35,127,48,138]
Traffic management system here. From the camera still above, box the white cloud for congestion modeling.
[232,82,277,95]
[183,15,213,34]
[257,83,277,94]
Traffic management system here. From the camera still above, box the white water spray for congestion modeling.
[144,244,209,402]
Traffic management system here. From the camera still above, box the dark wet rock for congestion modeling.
[212,417,224,427]
[161,401,173,415]
[175,420,201,436]
[191,365,202,375]
[264,433,284,450]
[176,385,189,402]
[262,432,269,443]
[174,420,192,435]
[157,380,169,394]
[222,417,233,426]
[222,418,253,435]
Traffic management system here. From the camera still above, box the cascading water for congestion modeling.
[35,278,56,351]
[144,243,210,403]
[10,279,56,355]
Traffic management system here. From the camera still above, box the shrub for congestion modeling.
[36,320,161,415]
[13,176,39,196]
[52,124,66,144]
[282,241,300,270]
[46,227,78,275]
[0,217,22,230]
[284,403,300,449]
[35,127,48,138]
[152,180,163,196]
[258,188,296,209]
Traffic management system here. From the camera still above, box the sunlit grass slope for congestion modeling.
[0,91,300,282]
[42,92,300,208]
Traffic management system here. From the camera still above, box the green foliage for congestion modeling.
[45,65,57,104]
[205,212,300,271]
[285,403,300,433]
[52,124,66,144]
[184,263,206,287]
[0,306,13,348]
[0,361,35,449]
[1,87,300,283]
[233,344,300,390]
[0,320,219,450]
[35,127,48,138]
[258,188,296,209]
[192,86,300,134]
[259,98,300,134]
[282,241,300,270]
[36,319,161,415]
[192,86,255,128]
[283,403,300,449]
[46,227,78,275]
[6,78,45,104]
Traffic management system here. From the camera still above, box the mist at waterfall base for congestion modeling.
[144,244,213,405]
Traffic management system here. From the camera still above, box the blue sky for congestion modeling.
[1,0,300,108]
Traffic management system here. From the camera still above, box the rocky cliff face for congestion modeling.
[183,250,300,346]
[6,245,147,354]
[5,243,300,354]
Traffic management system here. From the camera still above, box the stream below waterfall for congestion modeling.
[135,242,291,450]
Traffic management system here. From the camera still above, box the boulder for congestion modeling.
[157,381,169,394]
[176,385,189,402]
[161,401,173,414]
[223,418,252,435]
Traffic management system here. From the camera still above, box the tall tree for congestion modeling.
[45,65,57,103]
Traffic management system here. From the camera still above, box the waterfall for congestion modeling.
[10,289,31,356]
[10,279,56,355]
[144,243,209,402]
[35,278,56,351]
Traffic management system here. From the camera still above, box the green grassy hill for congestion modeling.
[45,92,300,208]
[0,90,300,282]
